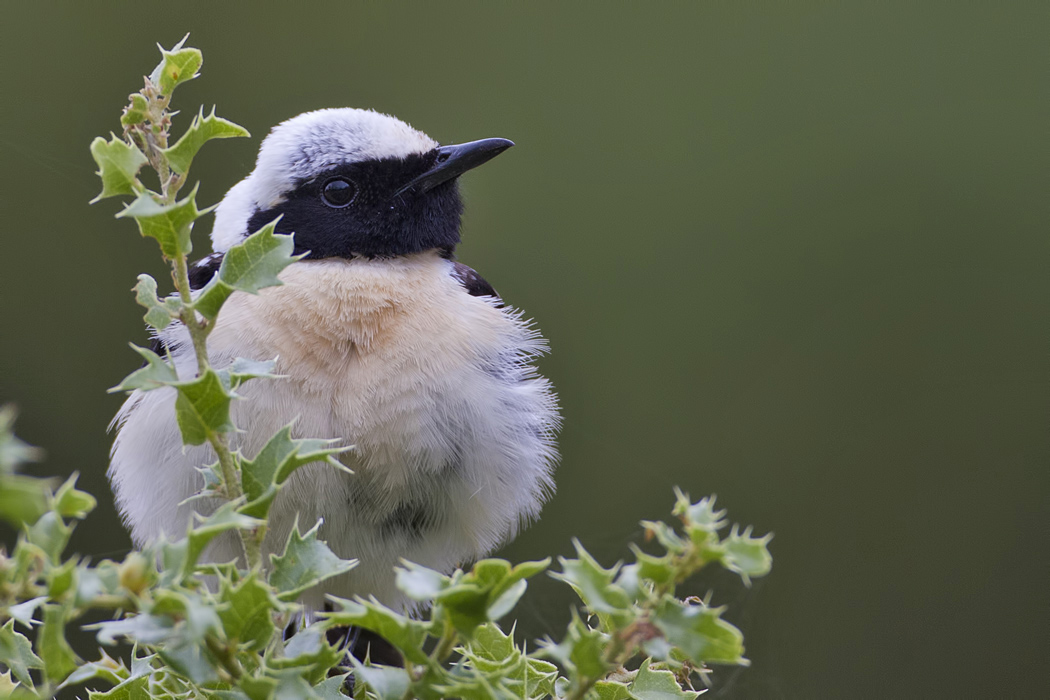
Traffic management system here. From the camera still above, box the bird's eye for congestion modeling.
[321,178,356,208]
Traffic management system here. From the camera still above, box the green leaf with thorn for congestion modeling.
[109,344,178,393]
[89,135,147,202]
[164,107,249,174]
[117,183,212,259]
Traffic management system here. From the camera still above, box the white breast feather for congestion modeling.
[108,252,559,611]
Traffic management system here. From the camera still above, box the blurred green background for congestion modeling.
[1,2,1046,697]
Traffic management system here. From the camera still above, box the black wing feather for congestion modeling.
[451,261,502,306]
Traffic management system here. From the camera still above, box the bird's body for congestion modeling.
[108,108,559,611]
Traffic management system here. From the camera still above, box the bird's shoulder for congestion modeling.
[449,261,502,305]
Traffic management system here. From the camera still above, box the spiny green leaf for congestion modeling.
[38,604,80,685]
[157,640,219,685]
[194,219,298,320]
[313,674,351,699]
[270,520,357,601]
[552,541,632,622]
[721,526,773,585]
[227,356,280,387]
[322,597,428,664]
[57,649,128,691]
[218,574,280,651]
[673,489,727,533]
[0,620,43,688]
[395,561,449,602]
[238,425,346,520]
[173,368,235,445]
[26,512,72,564]
[651,598,746,666]
[164,107,250,174]
[595,680,633,700]
[0,475,51,528]
[134,274,179,330]
[89,135,147,202]
[272,628,342,684]
[151,37,202,95]
[629,545,676,587]
[86,674,147,699]
[184,502,264,576]
[0,405,44,473]
[52,472,97,519]
[348,659,410,700]
[109,344,178,393]
[628,658,699,700]
[120,93,149,126]
[117,184,211,259]
[92,613,176,646]
[6,597,45,629]
[538,612,608,681]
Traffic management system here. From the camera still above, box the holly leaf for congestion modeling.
[134,274,179,331]
[0,475,50,528]
[721,526,773,585]
[26,512,72,564]
[218,574,280,651]
[0,620,43,688]
[348,658,410,700]
[52,473,97,519]
[164,107,250,174]
[150,36,202,95]
[628,658,699,700]
[38,604,80,685]
[173,368,234,446]
[552,540,632,624]
[194,219,299,320]
[269,520,357,601]
[322,597,428,664]
[121,93,149,127]
[109,344,178,394]
[651,598,746,666]
[0,406,44,473]
[238,425,346,520]
[89,135,146,202]
[117,184,212,259]
[184,502,263,576]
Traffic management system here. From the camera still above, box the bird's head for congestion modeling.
[210,108,513,259]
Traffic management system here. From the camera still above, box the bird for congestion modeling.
[108,107,560,617]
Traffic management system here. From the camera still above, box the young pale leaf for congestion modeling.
[0,475,51,528]
[270,520,357,601]
[552,541,632,622]
[651,599,746,666]
[322,597,429,664]
[134,274,178,330]
[595,680,633,700]
[673,490,727,533]
[6,597,45,629]
[721,526,773,585]
[53,473,97,519]
[272,628,343,684]
[0,406,44,473]
[26,512,72,564]
[238,425,346,520]
[120,93,149,126]
[109,344,178,393]
[349,659,412,700]
[217,574,280,651]
[629,658,700,700]
[57,649,128,691]
[92,613,176,646]
[227,356,280,387]
[163,107,250,174]
[151,38,203,95]
[173,368,235,446]
[0,620,44,688]
[38,604,80,685]
[194,219,298,320]
[117,184,211,259]
[89,135,147,202]
[86,674,148,699]
[395,561,449,602]
[184,502,264,576]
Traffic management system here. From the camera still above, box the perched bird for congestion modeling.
[108,108,560,615]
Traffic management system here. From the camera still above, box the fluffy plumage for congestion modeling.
[108,108,559,612]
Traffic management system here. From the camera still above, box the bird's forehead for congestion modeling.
[254,108,438,204]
